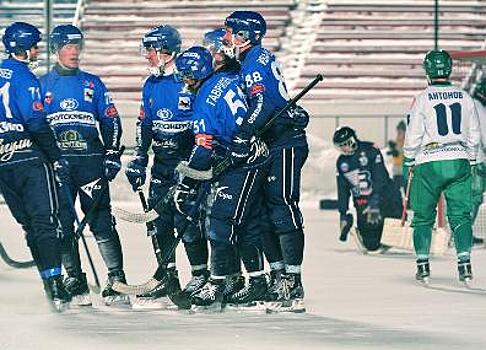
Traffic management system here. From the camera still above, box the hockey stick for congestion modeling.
[112,74,325,225]
[60,183,101,290]
[0,241,35,269]
[112,182,209,297]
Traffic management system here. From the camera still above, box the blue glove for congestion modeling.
[291,105,310,130]
[53,158,70,185]
[227,135,250,165]
[103,149,122,181]
[125,159,146,192]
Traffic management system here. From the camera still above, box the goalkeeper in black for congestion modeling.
[334,126,402,251]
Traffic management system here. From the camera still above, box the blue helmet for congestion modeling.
[224,11,266,44]
[203,28,226,53]
[2,22,41,54]
[142,25,181,54]
[49,25,84,53]
[175,46,213,81]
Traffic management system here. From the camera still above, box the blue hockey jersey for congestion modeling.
[39,66,122,157]
[188,71,249,171]
[0,58,60,167]
[239,45,306,147]
[135,73,194,168]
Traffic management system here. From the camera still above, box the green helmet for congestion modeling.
[473,77,486,105]
[423,50,453,79]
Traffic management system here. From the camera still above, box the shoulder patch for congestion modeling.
[105,106,119,118]
[340,162,349,172]
[33,101,43,111]
[249,84,265,96]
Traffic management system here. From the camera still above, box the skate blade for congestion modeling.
[50,299,70,313]
[104,295,131,308]
[352,230,368,254]
[265,299,306,313]
[190,302,223,313]
[416,277,430,286]
[225,301,266,312]
[132,297,169,310]
[70,294,92,307]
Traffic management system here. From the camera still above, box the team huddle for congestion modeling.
[0,11,310,313]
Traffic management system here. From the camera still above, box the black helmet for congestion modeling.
[333,126,358,155]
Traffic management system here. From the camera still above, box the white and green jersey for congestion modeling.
[474,100,486,163]
[404,83,480,165]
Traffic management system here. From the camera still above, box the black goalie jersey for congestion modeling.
[336,141,399,217]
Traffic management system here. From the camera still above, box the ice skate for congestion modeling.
[415,259,430,285]
[102,270,131,307]
[181,270,209,300]
[458,260,473,287]
[265,273,305,313]
[133,269,185,310]
[64,273,91,307]
[226,275,267,311]
[222,274,246,304]
[43,275,72,312]
[190,278,224,313]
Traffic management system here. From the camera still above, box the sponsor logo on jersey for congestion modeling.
[156,108,173,120]
[249,84,265,96]
[195,133,213,149]
[80,178,102,199]
[257,52,270,66]
[0,68,13,79]
[105,106,119,118]
[153,139,178,149]
[215,186,232,200]
[45,92,53,104]
[340,162,349,172]
[58,130,87,151]
[0,138,33,162]
[152,120,192,133]
[82,80,95,89]
[0,122,24,133]
[84,88,93,102]
[47,111,96,126]
[32,101,43,111]
[60,98,79,111]
[178,96,191,111]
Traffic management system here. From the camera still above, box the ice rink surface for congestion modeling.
[1,202,486,350]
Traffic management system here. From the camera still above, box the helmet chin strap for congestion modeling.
[12,50,39,70]
[229,36,250,61]
[149,51,176,77]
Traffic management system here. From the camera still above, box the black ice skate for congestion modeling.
[64,273,91,307]
[226,275,267,310]
[43,275,72,312]
[181,270,209,299]
[190,278,224,312]
[102,270,130,307]
[133,269,186,310]
[415,259,430,285]
[222,274,245,304]
[265,273,305,313]
[458,260,473,286]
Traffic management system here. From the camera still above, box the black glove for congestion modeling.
[103,149,122,181]
[363,205,382,225]
[125,158,146,192]
[53,158,70,185]
[227,135,250,165]
[173,178,198,216]
[339,213,354,242]
[291,105,310,130]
